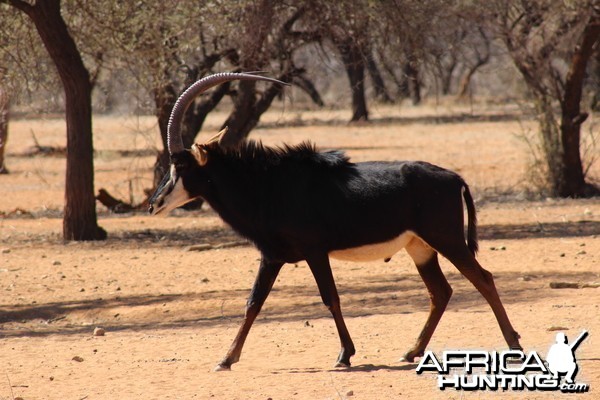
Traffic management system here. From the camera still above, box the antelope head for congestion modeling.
[148,72,287,216]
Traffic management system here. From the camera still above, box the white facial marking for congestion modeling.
[329,232,416,262]
[152,179,194,216]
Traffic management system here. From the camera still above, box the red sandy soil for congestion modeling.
[0,103,598,399]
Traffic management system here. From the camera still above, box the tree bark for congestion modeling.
[591,49,600,111]
[534,95,563,194]
[335,38,368,122]
[456,31,491,99]
[9,0,105,240]
[557,18,600,197]
[403,61,421,105]
[0,87,8,174]
[220,70,293,147]
[439,58,457,96]
[365,50,392,103]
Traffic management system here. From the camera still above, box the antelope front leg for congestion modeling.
[215,257,283,371]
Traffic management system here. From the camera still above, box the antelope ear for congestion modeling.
[217,126,241,149]
[205,127,229,145]
[191,143,209,166]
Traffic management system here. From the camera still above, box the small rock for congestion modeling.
[560,253,566,257]
[577,250,586,255]
[201,278,210,283]
[72,356,84,362]
[1,248,10,254]
[346,390,354,396]
[93,327,106,336]
[304,320,312,327]
[49,376,54,381]
[489,246,506,251]
[53,260,62,266]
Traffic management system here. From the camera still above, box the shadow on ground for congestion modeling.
[109,219,599,248]
[3,217,597,248]
[478,220,599,240]
[272,363,417,374]
[0,267,596,339]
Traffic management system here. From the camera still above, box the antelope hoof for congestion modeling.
[509,331,522,349]
[214,363,232,371]
[334,351,353,368]
[400,349,423,363]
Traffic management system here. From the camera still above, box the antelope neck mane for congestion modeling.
[206,140,352,169]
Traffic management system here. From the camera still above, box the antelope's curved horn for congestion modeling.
[167,72,288,155]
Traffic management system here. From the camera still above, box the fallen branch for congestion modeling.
[22,130,66,157]
[96,188,148,214]
[549,281,600,289]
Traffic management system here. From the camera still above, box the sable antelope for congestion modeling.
[149,72,522,370]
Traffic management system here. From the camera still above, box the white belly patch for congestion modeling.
[329,232,415,262]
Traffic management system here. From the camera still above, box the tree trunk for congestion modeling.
[456,67,477,99]
[378,51,406,100]
[439,57,457,96]
[0,87,8,174]
[13,0,105,240]
[365,50,392,103]
[403,61,421,105]
[591,48,600,111]
[558,110,587,197]
[534,95,563,195]
[335,39,368,122]
[556,17,600,197]
[221,80,259,146]
[457,58,490,99]
[220,71,292,147]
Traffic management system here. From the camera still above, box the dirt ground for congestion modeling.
[0,103,599,399]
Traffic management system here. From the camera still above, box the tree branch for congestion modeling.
[562,9,600,114]
[3,0,34,13]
